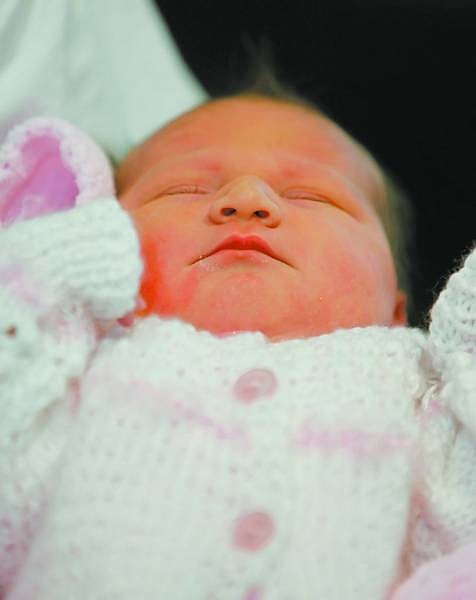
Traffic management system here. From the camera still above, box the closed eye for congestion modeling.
[163,185,207,195]
[283,191,332,203]
[283,191,352,215]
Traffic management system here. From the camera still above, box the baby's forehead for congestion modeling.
[117,98,386,207]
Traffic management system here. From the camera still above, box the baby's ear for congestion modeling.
[391,290,407,326]
[0,117,114,227]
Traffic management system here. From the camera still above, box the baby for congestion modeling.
[115,94,407,341]
[0,90,475,600]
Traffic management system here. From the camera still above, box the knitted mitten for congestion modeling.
[0,117,141,327]
[0,117,115,226]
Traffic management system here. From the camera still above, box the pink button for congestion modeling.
[243,586,263,600]
[233,369,277,404]
[232,511,275,551]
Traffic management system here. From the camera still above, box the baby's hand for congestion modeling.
[0,117,114,226]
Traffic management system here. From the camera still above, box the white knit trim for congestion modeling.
[0,116,115,205]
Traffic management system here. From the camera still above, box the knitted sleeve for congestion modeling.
[429,245,476,365]
[405,246,476,578]
[427,245,476,437]
[0,199,141,584]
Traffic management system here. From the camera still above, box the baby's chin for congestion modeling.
[127,271,398,341]
[131,302,337,343]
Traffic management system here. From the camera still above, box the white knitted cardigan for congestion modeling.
[0,120,475,600]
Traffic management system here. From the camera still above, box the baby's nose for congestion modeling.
[208,176,281,227]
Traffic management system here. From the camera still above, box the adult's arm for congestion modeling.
[0,0,208,161]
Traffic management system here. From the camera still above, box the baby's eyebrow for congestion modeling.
[273,158,330,182]
[275,154,353,180]
[278,161,314,179]
[165,155,222,174]
[188,157,222,172]
[174,153,319,178]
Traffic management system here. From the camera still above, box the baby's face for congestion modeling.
[116,97,406,341]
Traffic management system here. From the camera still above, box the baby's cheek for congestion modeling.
[315,241,393,326]
[135,234,174,317]
[134,230,203,319]
[136,245,159,316]
[346,262,395,324]
[174,267,206,310]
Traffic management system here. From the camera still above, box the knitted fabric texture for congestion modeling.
[0,117,114,225]
[0,118,475,599]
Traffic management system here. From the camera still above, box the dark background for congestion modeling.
[156,0,475,327]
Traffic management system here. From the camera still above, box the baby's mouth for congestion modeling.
[199,248,278,269]
[195,235,291,266]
